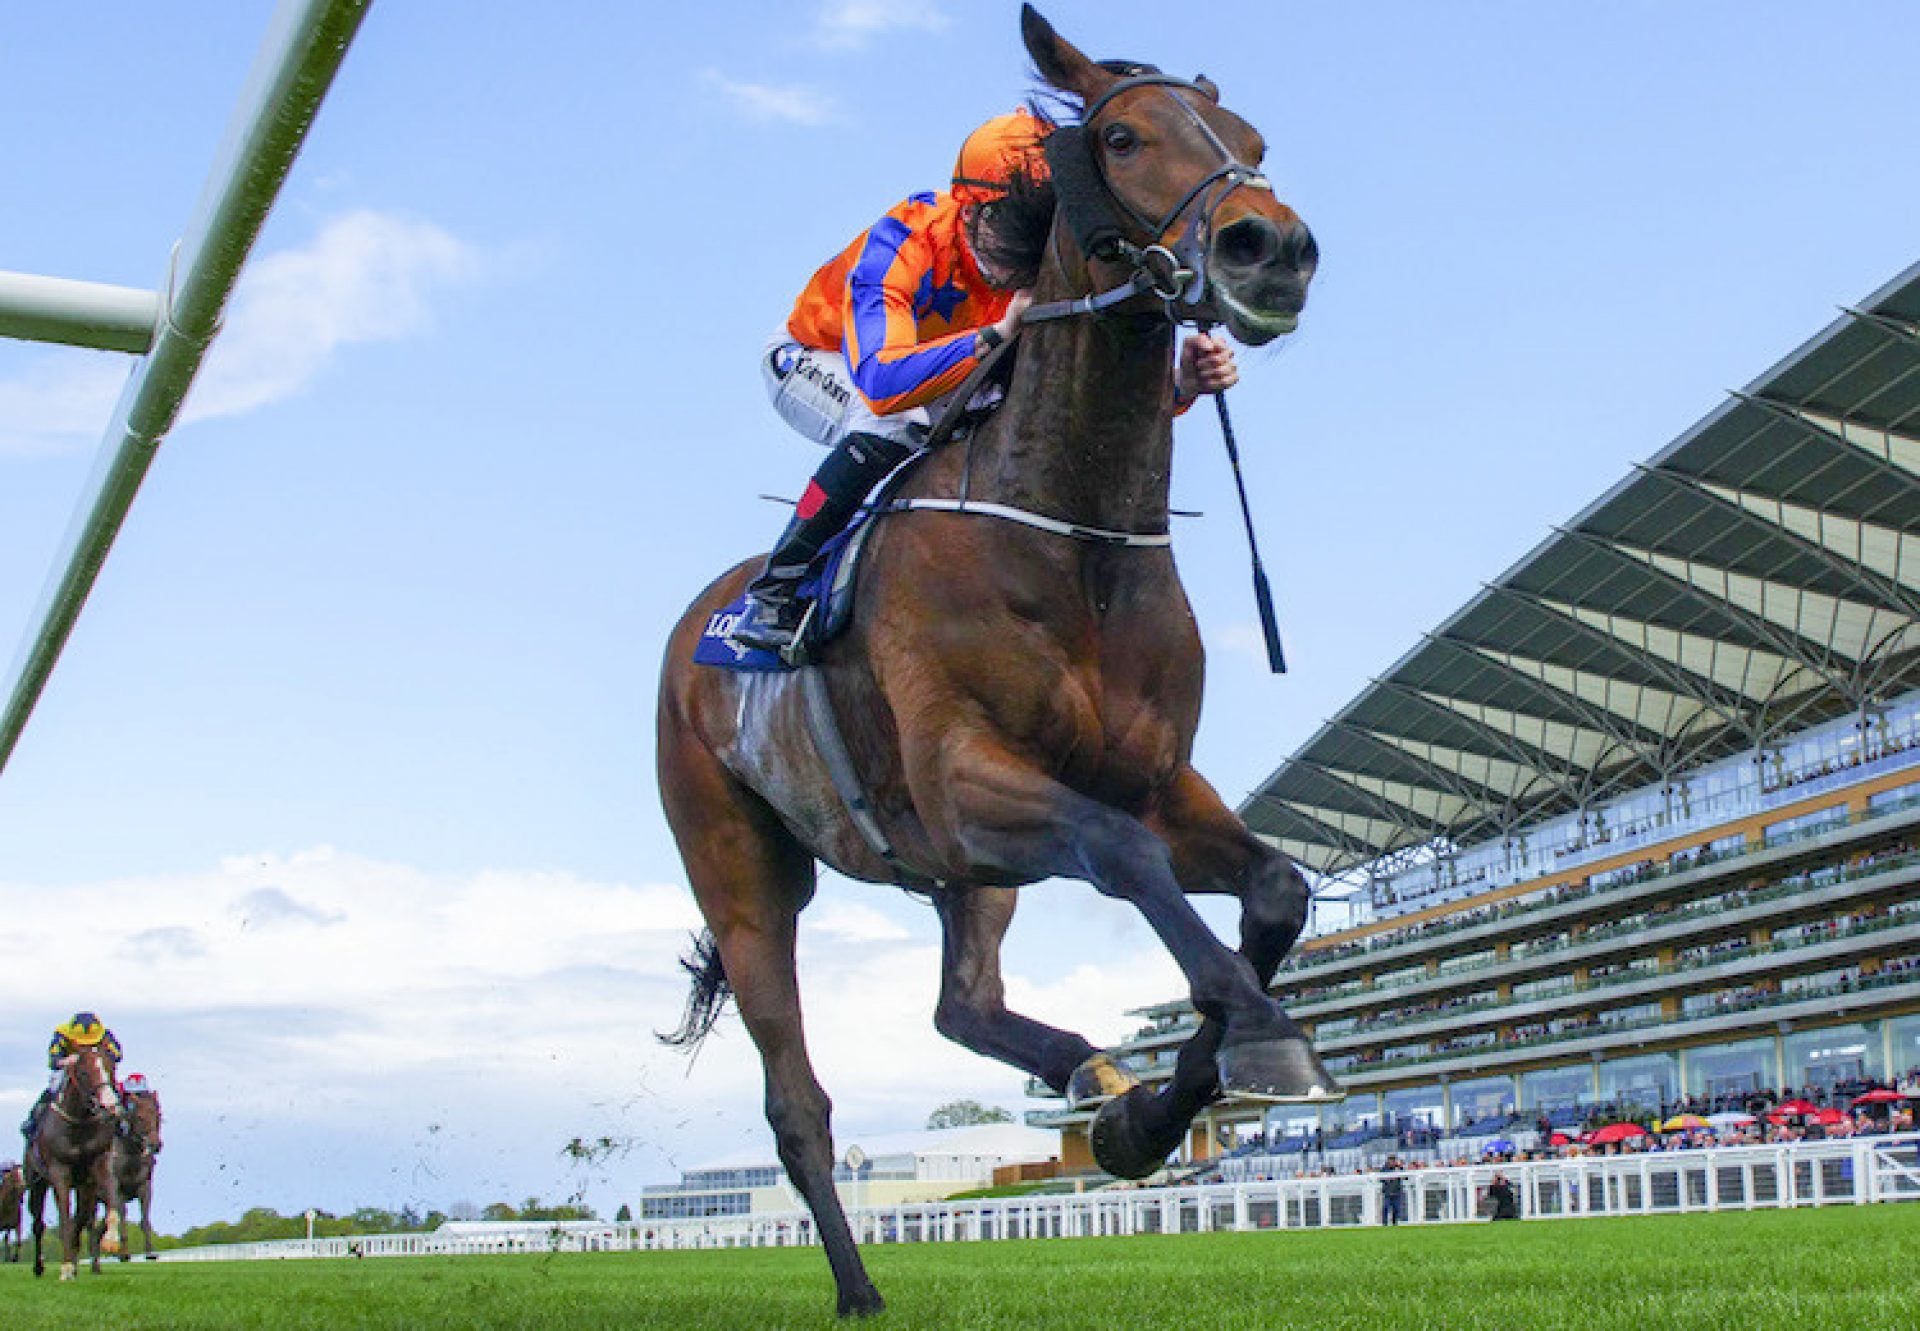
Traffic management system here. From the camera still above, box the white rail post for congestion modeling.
[0,0,373,778]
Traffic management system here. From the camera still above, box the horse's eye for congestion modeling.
[1102,123,1139,155]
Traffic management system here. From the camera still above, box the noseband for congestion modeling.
[1032,74,1272,324]
[49,1051,118,1125]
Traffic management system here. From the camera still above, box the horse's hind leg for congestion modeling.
[660,740,883,1319]
[28,1178,45,1277]
[932,888,1132,1105]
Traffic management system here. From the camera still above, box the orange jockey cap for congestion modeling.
[951,107,1051,205]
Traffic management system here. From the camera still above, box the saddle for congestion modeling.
[693,342,1017,674]
[692,456,929,672]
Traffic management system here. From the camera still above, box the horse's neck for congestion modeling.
[974,295,1177,533]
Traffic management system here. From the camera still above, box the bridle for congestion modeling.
[48,1048,119,1125]
[1028,74,1274,326]
[119,1093,162,1156]
[891,75,1279,552]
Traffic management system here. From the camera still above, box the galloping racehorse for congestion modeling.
[658,7,1332,1316]
[96,1083,163,1262]
[0,1162,24,1263]
[24,1042,122,1279]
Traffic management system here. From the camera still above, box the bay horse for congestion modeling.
[95,1085,163,1262]
[658,6,1333,1316]
[24,1042,122,1279]
[0,1162,23,1262]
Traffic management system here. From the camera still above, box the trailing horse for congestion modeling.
[95,1084,163,1262]
[24,1042,122,1279]
[0,1162,23,1263]
[658,6,1331,1317]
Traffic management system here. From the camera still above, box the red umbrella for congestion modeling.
[1586,1122,1649,1145]
[1811,1107,1848,1126]
[1773,1098,1819,1116]
[1851,1088,1910,1107]
[1548,1132,1574,1147]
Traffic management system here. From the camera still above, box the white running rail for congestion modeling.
[158,1134,1918,1262]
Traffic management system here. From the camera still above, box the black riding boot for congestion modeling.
[731,431,915,653]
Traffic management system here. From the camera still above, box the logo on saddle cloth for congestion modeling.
[694,454,928,674]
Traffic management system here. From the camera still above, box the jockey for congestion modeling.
[731,107,1052,653]
[733,95,1242,654]
[21,1012,122,1140]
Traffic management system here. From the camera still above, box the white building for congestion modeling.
[637,1123,1059,1220]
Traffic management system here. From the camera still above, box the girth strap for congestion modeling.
[800,668,939,888]
[886,498,1171,548]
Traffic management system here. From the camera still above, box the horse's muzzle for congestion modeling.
[1208,216,1316,344]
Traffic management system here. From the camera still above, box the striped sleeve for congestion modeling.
[842,217,982,414]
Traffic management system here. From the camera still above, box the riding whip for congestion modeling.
[1203,354,1288,674]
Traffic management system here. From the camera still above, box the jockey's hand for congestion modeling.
[1177,332,1239,399]
[993,290,1034,344]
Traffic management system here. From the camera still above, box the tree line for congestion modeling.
[163,1198,600,1248]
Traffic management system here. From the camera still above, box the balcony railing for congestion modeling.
[1289,846,1920,1008]
[1280,790,1920,984]
[1325,967,1920,1077]
[1309,911,1919,1053]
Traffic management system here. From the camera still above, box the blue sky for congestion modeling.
[3,1,1918,1227]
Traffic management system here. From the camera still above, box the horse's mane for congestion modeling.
[970,167,1054,292]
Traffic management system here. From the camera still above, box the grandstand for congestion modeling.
[1029,259,1920,1174]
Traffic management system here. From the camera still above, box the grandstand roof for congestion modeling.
[1242,260,1920,882]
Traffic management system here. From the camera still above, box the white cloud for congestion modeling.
[812,0,949,51]
[0,353,128,458]
[1,851,1180,1225]
[0,210,476,459]
[184,210,477,420]
[699,69,841,127]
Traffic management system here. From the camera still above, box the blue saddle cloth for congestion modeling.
[692,526,859,673]
[695,449,943,673]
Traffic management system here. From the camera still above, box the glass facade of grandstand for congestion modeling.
[1029,692,1920,1160]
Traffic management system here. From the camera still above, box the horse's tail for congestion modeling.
[658,929,731,1051]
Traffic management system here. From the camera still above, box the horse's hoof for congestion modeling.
[836,1284,885,1318]
[1215,1035,1346,1103]
[1089,1085,1182,1180]
[1065,1052,1140,1111]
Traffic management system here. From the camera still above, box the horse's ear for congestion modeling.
[1194,74,1220,102]
[1021,5,1112,105]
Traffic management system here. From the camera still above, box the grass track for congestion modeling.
[2,1207,1915,1329]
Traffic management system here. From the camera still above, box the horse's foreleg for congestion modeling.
[1069,768,1340,1173]
[935,746,1300,1100]
[932,887,1113,1098]
[1154,765,1324,1073]
[52,1176,77,1281]
[139,1187,157,1259]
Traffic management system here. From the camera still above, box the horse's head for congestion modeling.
[125,1090,163,1154]
[67,1044,120,1118]
[1022,5,1316,345]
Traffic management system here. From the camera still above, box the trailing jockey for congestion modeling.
[21,1013,122,1144]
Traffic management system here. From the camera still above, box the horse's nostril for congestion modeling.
[1215,217,1279,270]
[1284,223,1319,273]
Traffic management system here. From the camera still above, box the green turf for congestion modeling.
[2,1206,1915,1329]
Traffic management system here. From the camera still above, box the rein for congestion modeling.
[895,74,1271,550]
